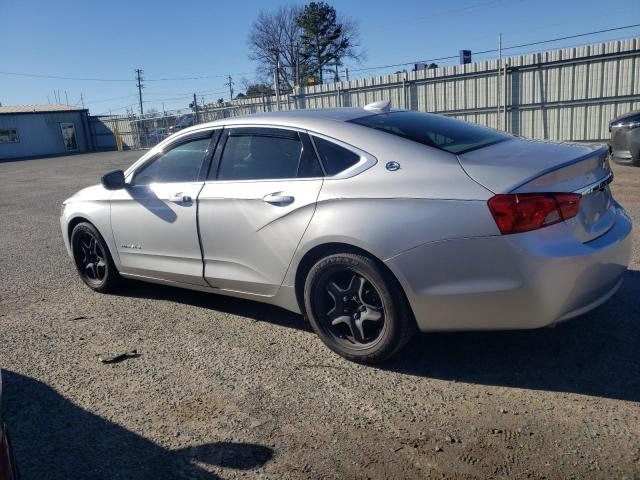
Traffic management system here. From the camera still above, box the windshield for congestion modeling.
[349,111,510,154]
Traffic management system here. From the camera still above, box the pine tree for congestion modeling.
[297,2,350,84]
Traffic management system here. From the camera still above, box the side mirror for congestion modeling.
[101,169,126,190]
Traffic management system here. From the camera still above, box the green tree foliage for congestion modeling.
[297,2,360,84]
[247,2,362,89]
[244,83,276,98]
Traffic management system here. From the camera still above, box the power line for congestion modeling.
[0,71,132,82]
[83,94,138,105]
[145,71,253,82]
[141,87,229,103]
[347,23,640,73]
[473,23,640,55]
[94,103,139,116]
[0,69,253,83]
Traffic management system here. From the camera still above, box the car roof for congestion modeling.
[178,107,379,135]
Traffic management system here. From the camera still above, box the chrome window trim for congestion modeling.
[221,124,377,178]
[126,123,377,182]
[308,132,377,180]
[209,125,317,183]
[125,127,221,181]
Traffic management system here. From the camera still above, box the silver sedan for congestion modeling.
[60,102,632,363]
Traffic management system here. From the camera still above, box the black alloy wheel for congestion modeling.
[304,253,416,363]
[71,222,119,292]
[317,269,386,348]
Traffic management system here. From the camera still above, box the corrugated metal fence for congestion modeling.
[92,37,640,149]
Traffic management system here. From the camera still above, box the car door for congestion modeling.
[110,129,219,285]
[198,126,324,296]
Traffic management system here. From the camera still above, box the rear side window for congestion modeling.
[349,111,510,154]
[216,129,322,180]
[312,136,360,175]
[133,137,210,185]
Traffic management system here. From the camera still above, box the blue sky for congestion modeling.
[1,0,639,115]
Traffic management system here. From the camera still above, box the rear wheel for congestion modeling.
[71,222,119,293]
[304,253,416,363]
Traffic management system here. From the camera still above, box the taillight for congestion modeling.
[488,193,581,234]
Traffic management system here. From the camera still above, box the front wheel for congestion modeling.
[304,253,416,363]
[70,222,120,293]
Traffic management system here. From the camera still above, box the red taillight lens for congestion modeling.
[488,193,581,234]
[554,193,581,219]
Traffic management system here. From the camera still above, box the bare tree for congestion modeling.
[248,5,305,91]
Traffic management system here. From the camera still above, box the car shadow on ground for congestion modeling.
[115,270,640,403]
[2,370,273,480]
[383,269,640,403]
[113,281,312,333]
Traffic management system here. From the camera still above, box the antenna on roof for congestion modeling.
[364,99,391,112]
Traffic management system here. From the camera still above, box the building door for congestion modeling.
[60,123,78,151]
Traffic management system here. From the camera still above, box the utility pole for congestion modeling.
[64,90,69,105]
[80,93,85,109]
[295,42,300,87]
[225,75,234,101]
[135,68,144,115]
[274,56,281,111]
[193,93,200,124]
[345,68,349,82]
[497,33,502,130]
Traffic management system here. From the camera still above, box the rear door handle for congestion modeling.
[168,193,192,203]
[263,193,295,206]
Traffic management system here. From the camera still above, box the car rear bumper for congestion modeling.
[386,203,632,332]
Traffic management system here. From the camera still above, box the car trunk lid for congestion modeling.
[458,138,614,243]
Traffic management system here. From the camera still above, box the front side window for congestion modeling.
[0,128,18,143]
[133,137,210,185]
[349,111,510,154]
[216,129,321,181]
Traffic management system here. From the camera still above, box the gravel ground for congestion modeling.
[0,151,638,480]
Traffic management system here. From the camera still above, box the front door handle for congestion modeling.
[168,193,192,203]
[263,193,295,206]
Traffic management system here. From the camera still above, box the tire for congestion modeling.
[304,253,416,363]
[70,222,120,293]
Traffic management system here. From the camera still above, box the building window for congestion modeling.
[60,123,78,151]
[0,128,19,143]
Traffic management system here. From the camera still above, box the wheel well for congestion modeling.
[294,242,410,315]
[67,216,93,241]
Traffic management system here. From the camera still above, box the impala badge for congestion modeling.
[120,244,142,250]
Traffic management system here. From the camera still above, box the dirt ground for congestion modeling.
[0,150,638,480]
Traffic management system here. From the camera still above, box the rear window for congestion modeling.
[312,136,361,175]
[349,111,510,154]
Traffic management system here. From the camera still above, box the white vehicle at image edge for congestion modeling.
[60,101,632,363]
